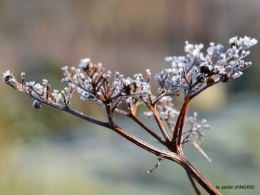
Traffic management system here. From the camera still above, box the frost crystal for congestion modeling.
[79,58,91,69]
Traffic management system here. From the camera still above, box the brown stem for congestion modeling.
[151,106,171,143]
[127,113,166,146]
[111,97,123,113]
[105,103,116,127]
[177,100,189,148]
[127,99,166,145]
[190,81,219,100]
[112,126,181,160]
[171,93,190,151]
[186,170,202,195]
[141,97,171,143]
[179,158,221,195]
[111,125,221,195]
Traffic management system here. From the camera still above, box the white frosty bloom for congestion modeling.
[3,70,13,78]
[232,71,243,79]
[79,58,91,69]
[25,81,35,87]
[3,70,16,85]
[52,90,62,103]
[34,83,43,91]
[42,79,48,85]
[61,66,68,71]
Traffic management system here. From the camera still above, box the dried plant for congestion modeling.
[3,36,257,194]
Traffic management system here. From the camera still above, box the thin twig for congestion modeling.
[140,97,171,143]
[150,106,171,143]
[127,113,166,146]
[147,156,164,173]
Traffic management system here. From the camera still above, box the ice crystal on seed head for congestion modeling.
[25,81,35,87]
[3,70,15,84]
[79,58,91,69]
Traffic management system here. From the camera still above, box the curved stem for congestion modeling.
[171,93,191,151]
[111,125,220,195]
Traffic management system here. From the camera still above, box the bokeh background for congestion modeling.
[0,0,260,195]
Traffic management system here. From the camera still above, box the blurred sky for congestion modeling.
[0,1,260,195]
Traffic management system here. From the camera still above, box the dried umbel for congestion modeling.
[3,36,257,195]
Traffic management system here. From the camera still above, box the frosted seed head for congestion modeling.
[200,66,210,74]
[32,100,42,109]
[196,74,206,83]
[220,73,230,83]
[3,70,14,84]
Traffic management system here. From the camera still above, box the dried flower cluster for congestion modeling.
[3,36,257,195]
[157,36,257,98]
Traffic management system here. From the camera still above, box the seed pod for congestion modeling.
[230,39,240,49]
[82,62,94,72]
[200,66,210,74]
[32,100,42,109]
[124,84,134,95]
[124,81,141,95]
[207,77,215,85]
[3,71,14,84]
[196,73,206,83]
[46,84,51,101]
[4,75,11,84]
[220,73,230,83]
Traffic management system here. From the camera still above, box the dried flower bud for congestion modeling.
[3,70,14,84]
[196,74,206,83]
[124,81,141,95]
[32,100,42,109]
[46,84,51,101]
[79,58,94,72]
[207,77,215,85]
[220,72,230,82]
[200,66,210,74]
[84,62,94,72]
[229,39,240,49]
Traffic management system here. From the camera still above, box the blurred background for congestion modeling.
[0,0,260,194]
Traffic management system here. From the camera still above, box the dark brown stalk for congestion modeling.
[179,158,221,195]
[177,100,190,150]
[110,125,221,195]
[127,113,166,145]
[186,170,202,195]
[171,93,191,152]
[147,104,171,143]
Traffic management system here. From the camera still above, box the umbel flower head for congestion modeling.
[3,36,257,104]
[155,36,257,98]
